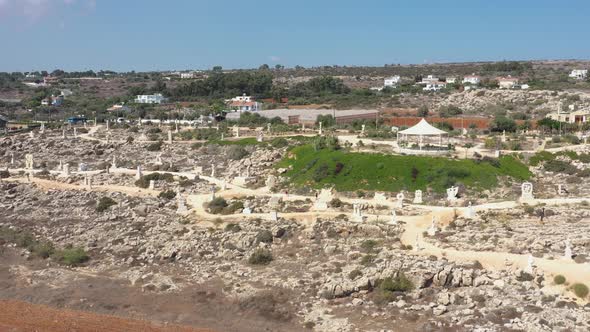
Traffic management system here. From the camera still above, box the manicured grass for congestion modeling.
[277,145,531,193]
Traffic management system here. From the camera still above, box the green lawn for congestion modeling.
[277,145,531,193]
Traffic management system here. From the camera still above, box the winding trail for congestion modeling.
[3,165,590,296]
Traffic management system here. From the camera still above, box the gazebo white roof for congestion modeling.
[398,118,448,136]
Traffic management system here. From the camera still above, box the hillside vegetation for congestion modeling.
[277,145,531,193]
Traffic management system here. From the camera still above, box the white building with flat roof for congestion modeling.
[384,76,401,87]
[569,69,588,80]
[423,82,447,92]
[135,93,167,104]
[497,76,519,89]
[420,75,440,85]
[462,75,481,85]
[180,72,196,79]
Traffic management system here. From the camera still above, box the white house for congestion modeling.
[135,93,167,104]
[462,74,481,85]
[180,72,196,79]
[230,94,254,103]
[384,76,401,87]
[423,82,447,92]
[227,94,262,112]
[41,95,64,106]
[548,105,590,124]
[569,69,588,80]
[420,75,440,85]
[497,76,519,89]
[446,77,457,84]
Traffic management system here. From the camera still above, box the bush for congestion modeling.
[554,275,566,285]
[373,273,414,305]
[312,163,330,182]
[135,172,174,188]
[227,146,249,160]
[96,197,117,212]
[571,283,589,298]
[0,170,9,178]
[360,254,376,266]
[146,128,161,134]
[330,198,342,208]
[249,248,273,265]
[158,190,177,200]
[271,138,289,148]
[208,197,228,213]
[348,269,362,280]
[31,241,55,259]
[544,160,577,175]
[523,205,535,215]
[53,247,90,266]
[360,239,379,253]
[378,273,414,292]
[146,141,163,151]
[224,223,242,232]
[256,230,274,244]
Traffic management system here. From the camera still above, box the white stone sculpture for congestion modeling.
[521,182,534,201]
[446,186,458,202]
[413,190,423,204]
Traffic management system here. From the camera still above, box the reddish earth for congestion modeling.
[0,247,301,332]
[0,300,214,332]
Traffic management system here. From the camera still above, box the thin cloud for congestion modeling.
[0,0,96,23]
[269,55,281,62]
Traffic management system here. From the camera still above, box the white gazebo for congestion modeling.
[397,118,449,153]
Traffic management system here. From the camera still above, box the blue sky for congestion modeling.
[1,0,589,72]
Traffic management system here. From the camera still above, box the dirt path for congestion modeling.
[400,210,590,289]
[5,172,590,299]
[4,177,160,197]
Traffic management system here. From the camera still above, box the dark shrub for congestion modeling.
[146,141,163,151]
[554,275,566,285]
[360,239,379,253]
[249,248,273,265]
[544,160,577,175]
[53,247,90,266]
[158,190,177,200]
[135,172,174,188]
[348,269,362,280]
[227,146,249,160]
[330,198,342,208]
[271,138,289,148]
[256,230,274,244]
[96,197,117,212]
[224,223,242,232]
[334,162,344,175]
[312,163,330,182]
[208,197,228,214]
[572,283,589,298]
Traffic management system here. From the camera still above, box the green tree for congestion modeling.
[417,106,429,117]
[490,115,517,132]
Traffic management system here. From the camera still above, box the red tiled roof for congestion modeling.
[229,101,256,107]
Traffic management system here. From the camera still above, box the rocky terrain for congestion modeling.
[1,127,590,331]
